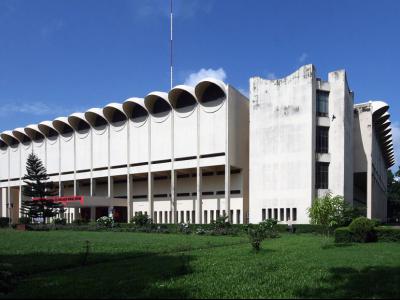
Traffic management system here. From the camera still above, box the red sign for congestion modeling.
[32,196,84,205]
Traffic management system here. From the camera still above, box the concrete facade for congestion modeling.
[0,65,395,224]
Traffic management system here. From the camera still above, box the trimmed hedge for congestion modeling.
[376,227,400,242]
[335,226,400,243]
[293,224,333,234]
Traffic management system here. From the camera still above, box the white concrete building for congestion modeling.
[0,65,395,224]
[0,78,249,224]
[249,65,394,224]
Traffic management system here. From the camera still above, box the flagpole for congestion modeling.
[170,0,173,89]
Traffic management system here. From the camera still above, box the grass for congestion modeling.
[1,230,400,299]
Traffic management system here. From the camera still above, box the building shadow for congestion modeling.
[296,266,400,299]
[1,251,194,298]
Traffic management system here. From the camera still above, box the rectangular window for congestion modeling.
[210,210,214,222]
[216,210,220,217]
[286,208,291,221]
[159,211,163,223]
[280,208,284,221]
[293,208,297,221]
[180,211,184,223]
[274,208,278,220]
[316,162,329,189]
[236,210,241,224]
[317,90,329,117]
[165,211,168,224]
[230,210,234,223]
[192,211,195,223]
[262,209,266,221]
[316,126,329,153]
[204,210,208,224]
[186,211,190,223]
[268,208,272,219]
[154,212,157,223]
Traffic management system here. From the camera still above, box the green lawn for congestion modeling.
[1,230,400,299]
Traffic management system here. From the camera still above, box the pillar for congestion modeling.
[196,167,202,224]
[171,170,177,223]
[74,179,80,196]
[90,207,96,221]
[127,174,133,222]
[108,206,114,218]
[148,173,153,217]
[225,164,231,223]
[90,178,96,197]
[108,176,114,198]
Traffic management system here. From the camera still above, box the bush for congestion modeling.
[248,219,279,252]
[293,224,333,234]
[96,216,114,229]
[0,218,10,228]
[334,227,353,243]
[18,217,30,225]
[348,217,377,243]
[375,227,400,242]
[52,218,66,225]
[130,214,152,227]
[72,219,89,225]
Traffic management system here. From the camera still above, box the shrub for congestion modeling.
[130,214,152,227]
[293,224,333,234]
[334,227,353,243]
[348,217,377,243]
[18,217,31,225]
[0,218,10,228]
[178,223,191,234]
[248,219,279,252]
[308,193,353,235]
[52,218,66,225]
[375,227,400,242]
[96,216,114,229]
[258,219,279,238]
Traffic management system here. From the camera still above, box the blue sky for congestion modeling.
[0,0,398,167]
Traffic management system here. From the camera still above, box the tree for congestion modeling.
[388,166,400,222]
[20,153,64,224]
[307,193,354,236]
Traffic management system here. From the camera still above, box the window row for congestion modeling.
[261,208,297,222]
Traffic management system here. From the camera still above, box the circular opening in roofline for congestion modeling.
[123,100,148,126]
[68,115,90,134]
[85,110,108,130]
[169,86,197,117]
[103,105,127,127]
[195,79,226,113]
[145,93,171,122]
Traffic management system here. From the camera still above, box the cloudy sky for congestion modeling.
[0,0,398,168]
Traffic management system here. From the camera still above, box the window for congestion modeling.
[317,90,329,117]
[204,210,208,224]
[230,210,234,223]
[186,211,190,223]
[262,209,266,221]
[316,126,329,153]
[192,211,195,223]
[165,211,168,224]
[286,208,291,221]
[216,210,220,217]
[154,212,157,223]
[180,211,184,223]
[274,208,278,220]
[210,210,214,222]
[236,210,241,224]
[280,208,284,221]
[293,208,297,221]
[268,209,272,219]
[159,211,163,223]
[316,162,329,189]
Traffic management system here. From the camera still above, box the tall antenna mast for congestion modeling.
[170,0,173,89]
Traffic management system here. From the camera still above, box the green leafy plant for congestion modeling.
[130,214,152,227]
[348,217,377,243]
[307,193,353,236]
[53,218,67,225]
[96,216,114,229]
[248,219,279,252]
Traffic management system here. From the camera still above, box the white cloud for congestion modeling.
[0,101,79,117]
[184,68,227,87]
[392,122,400,170]
[299,52,308,63]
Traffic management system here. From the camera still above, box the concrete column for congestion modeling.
[108,206,114,218]
[90,178,96,197]
[74,179,80,196]
[108,176,114,198]
[148,173,154,217]
[171,170,177,223]
[59,182,64,197]
[196,167,202,224]
[90,207,96,221]
[127,174,133,222]
[225,165,231,222]
[367,162,372,219]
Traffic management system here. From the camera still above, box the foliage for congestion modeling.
[0,218,10,228]
[307,193,353,235]
[387,167,400,223]
[96,216,114,229]
[52,218,67,225]
[334,227,353,243]
[130,214,152,227]
[178,223,191,234]
[248,219,279,252]
[18,217,31,225]
[375,227,400,242]
[348,217,377,243]
[20,153,64,224]
[72,219,89,225]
